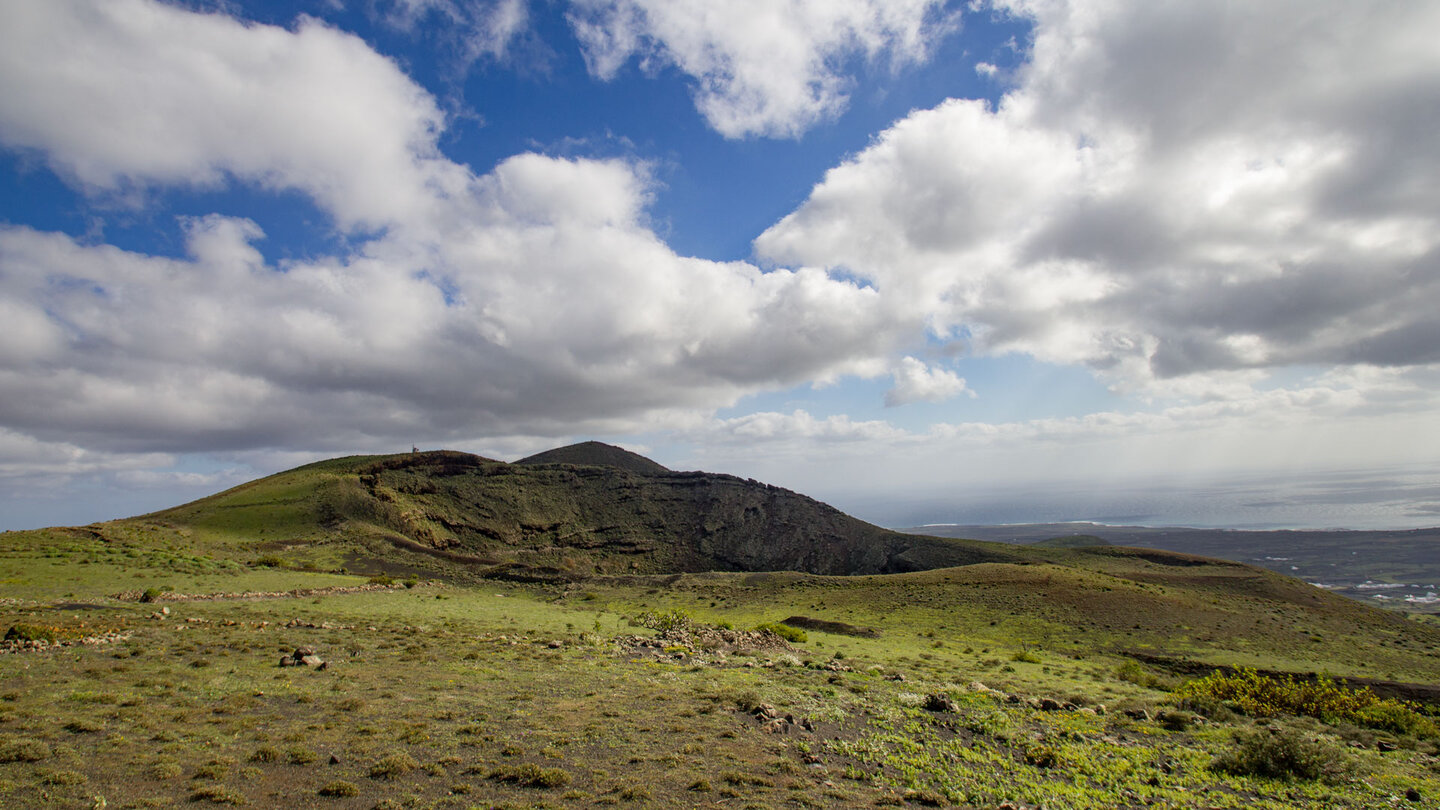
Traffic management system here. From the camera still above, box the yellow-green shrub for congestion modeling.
[1173,668,1434,736]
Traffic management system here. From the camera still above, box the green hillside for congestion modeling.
[1,446,1438,808]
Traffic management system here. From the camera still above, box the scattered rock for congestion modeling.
[1123,708,1151,722]
[1377,740,1399,752]
[329,754,342,765]
[277,647,326,668]
[1406,788,1422,802]
[923,693,959,713]
[1038,698,1064,712]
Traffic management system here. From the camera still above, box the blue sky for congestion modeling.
[2,0,1439,531]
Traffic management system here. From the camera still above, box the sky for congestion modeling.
[1,0,1439,532]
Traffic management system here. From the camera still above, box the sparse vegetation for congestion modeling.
[0,447,1436,807]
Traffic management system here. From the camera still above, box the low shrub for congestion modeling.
[1116,659,1178,690]
[139,586,171,603]
[1173,668,1435,736]
[1212,726,1351,782]
[487,762,571,788]
[367,752,419,780]
[39,768,86,786]
[755,622,807,644]
[1157,709,1196,731]
[635,609,694,633]
[318,780,360,797]
[0,738,50,763]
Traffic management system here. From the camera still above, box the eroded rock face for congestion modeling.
[350,451,1025,578]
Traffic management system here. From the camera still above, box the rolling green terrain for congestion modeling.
[1,445,1438,808]
[911,523,1440,615]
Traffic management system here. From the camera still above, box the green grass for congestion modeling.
[0,572,1434,808]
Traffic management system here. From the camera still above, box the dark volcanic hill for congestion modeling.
[150,446,1024,580]
[516,441,671,475]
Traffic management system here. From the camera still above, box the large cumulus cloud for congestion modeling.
[0,0,902,463]
[568,0,954,138]
[757,0,1440,396]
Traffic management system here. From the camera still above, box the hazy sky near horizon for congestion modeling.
[2,0,1439,531]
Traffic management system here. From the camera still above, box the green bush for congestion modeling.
[1212,726,1351,782]
[138,585,173,603]
[0,738,50,763]
[635,609,694,633]
[367,752,419,780]
[367,574,396,586]
[1173,668,1434,736]
[1116,659,1178,690]
[318,780,360,797]
[487,762,571,788]
[755,622,807,644]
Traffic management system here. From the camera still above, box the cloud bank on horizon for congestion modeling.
[0,0,1437,529]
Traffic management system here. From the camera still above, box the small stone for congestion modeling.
[279,656,294,667]
[547,640,563,649]
[160,607,170,615]
[1406,788,1422,802]
[294,646,316,658]
[1377,740,1399,752]
[329,754,342,765]
[923,693,959,713]
[299,655,324,667]
[1038,698,1063,711]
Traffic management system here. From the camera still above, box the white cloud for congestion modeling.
[757,0,1440,400]
[706,410,906,443]
[382,0,530,65]
[567,0,955,138]
[885,356,970,406]
[0,0,928,461]
[0,0,465,232]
